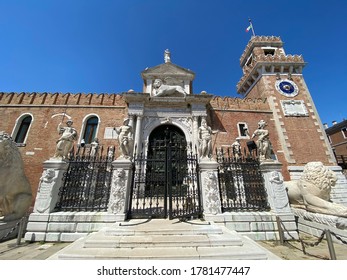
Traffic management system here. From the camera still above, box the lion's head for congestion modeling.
[0,132,23,168]
[300,161,336,199]
[153,79,163,89]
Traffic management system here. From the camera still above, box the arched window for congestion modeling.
[14,115,33,144]
[82,116,99,144]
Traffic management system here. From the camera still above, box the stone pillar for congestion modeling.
[134,115,143,154]
[260,161,292,215]
[33,159,69,214]
[107,158,133,221]
[192,116,199,151]
[199,159,222,217]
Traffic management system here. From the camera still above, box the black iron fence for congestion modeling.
[56,145,115,212]
[128,145,202,220]
[216,147,270,212]
[336,155,347,169]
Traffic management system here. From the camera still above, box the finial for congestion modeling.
[164,49,171,63]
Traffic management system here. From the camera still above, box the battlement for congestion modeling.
[0,92,127,107]
[236,35,306,95]
[239,36,283,66]
[210,96,269,111]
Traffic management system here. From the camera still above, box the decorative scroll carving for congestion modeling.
[204,171,222,214]
[108,168,126,214]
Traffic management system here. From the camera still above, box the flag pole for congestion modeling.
[249,18,256,36]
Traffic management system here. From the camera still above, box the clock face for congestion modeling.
[275,79,299,97]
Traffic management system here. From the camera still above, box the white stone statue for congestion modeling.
[198,118,217,159]
[251,120,273,161]
[0,132,32,221]
[114,118,133,159]
[231,137,242,160]
[164,49,171,63]
[90,138,99,157]
[285,161,347,217]
[53,119,78,160]
[152,79,187,97]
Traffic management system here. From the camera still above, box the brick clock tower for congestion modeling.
[236,36,336,178]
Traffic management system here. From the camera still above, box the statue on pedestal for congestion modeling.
[114,118,133,159]
[53,119,77,160]
[198,118,215,159]
[90,138,100,158]
[251,120,273,161]
[231,138,242,160]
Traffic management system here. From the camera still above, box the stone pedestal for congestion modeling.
[33,159,69,214]
[107,157,133,221]
[199,159,222,215]
[260,161,292,215]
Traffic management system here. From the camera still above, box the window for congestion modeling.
[245,55,253,66]
[237,122,249,138]
[264,49,275,56]
[342,127,347,139]
[13,114,33,144]
[82,116,99,144]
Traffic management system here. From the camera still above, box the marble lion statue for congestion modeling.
[0,132,32,221]
[152,79,187,97]
[285,161,347,217]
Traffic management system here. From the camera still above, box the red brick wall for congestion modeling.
[0,92,127,206]
[244,75,333,171]
[0,89,334,205]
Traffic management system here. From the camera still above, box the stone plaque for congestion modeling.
[104,127,118,139]
[280,100,308,117]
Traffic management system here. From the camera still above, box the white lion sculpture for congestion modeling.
[285,161,347,217]
[0,132,32,221]
[152,79,187,97]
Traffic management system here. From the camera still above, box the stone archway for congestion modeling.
[128,124,202,219]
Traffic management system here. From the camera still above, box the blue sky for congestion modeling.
[0,0,345,126]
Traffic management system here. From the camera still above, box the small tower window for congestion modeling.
[14,115,32,144]
[245,55,253,66]
[82,116,99,144]
[264,49,275,56]
[342,127,347,139]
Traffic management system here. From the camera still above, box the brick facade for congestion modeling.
[0,36,336,208]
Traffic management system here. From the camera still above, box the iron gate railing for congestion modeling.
[216,147,270,212]
[56,145,115,211]
[128,147,202,220]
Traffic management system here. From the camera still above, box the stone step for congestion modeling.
[103,220,224,236]
[47,219,281,260]
[49,238,273,260]
[83,230,243,248]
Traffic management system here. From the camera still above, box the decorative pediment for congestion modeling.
[141,50,195,96]
[141,62,195,80]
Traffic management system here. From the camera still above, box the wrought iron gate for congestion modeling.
[217,149,270,212]
[56,146,114,211]
[128,125,202,220]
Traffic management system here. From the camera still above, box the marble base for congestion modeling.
[293,208,347,244]
[293,208,347,229]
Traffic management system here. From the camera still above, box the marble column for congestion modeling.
[134,115,143,155]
